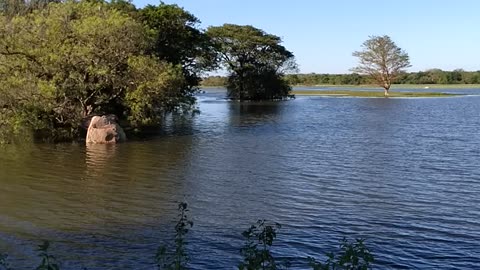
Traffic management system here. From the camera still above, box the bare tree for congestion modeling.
[351,35,411,96]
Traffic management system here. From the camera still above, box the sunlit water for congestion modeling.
[1,88,480,269]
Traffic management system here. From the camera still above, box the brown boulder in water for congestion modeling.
[86,115,126,144]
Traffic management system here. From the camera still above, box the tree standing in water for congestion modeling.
[206,24,296,101]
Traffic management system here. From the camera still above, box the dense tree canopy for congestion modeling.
[351,35,411,96]
[0,0,60,16]
[206,24,296,100]
[139,3,215,92]
[0,1,187,142]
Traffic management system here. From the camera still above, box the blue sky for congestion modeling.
[132,0,480,74]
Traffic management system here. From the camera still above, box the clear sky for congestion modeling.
[131,0,480,74]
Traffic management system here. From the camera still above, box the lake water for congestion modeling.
[1,88,480,269]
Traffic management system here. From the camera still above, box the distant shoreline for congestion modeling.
[199,88,465,98]
[292,90,461,98]
[200,84,480,90]
[292,84,480,89]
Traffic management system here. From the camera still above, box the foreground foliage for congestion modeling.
[35,241,60,270]
[239,220,288,270]
[0,203,374,269]
[0,241,60,270]
[0,253,9,270]
[155,202,193,270]
[308,238,373,270]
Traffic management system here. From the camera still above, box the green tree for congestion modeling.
[206,24,296,100]
[426,69,448,84]
[285,74,300,85]
[464,71,480,84]
[0,1,187,142]
[0,0,59,16]
[139,2,215,93]
[0,0,25,15]
[308,238,373,270]
[200,75,227,87]
[351,35,410,96]
[107,0,138,17]
[447,69,464,84]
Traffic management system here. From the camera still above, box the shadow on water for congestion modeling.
[128,113,199,140]
[228,101,285,128]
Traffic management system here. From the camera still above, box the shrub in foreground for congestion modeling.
[0,203,374,269]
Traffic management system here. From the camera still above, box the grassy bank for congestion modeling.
[392,84,480,89]
[201,84,480,90]
[292,90,461,97]
[293,84,480,89]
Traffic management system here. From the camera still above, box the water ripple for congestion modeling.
[1,93,480,269]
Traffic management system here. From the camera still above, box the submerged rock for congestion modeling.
[86,115,126,144]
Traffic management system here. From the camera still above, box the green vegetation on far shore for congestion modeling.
[293,84,480,89]
[292,90,461,97]
[201,69,480,89]
[201,75,480,90]
[382,83,480,89]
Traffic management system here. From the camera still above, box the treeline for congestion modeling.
[202,69,480,86]
[288,69,480,85]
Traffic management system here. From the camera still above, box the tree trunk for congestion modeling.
[238,65,244,101]
[384,88,389,97]
[382,80,391,97]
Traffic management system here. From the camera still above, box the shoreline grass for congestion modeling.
[201,84,480,90]
[291,90,462,97]
[292,84,480,90]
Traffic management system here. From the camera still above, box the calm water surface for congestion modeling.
[1,88,480,269]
